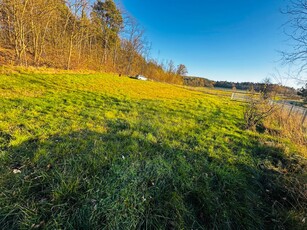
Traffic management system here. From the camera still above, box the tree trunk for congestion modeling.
[67,35,73,70]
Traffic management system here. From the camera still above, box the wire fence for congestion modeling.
[231,92,253,101]
[231,93,307,126]
[271,100,307,126]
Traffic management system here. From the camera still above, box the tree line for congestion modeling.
[183,76,297,97]
[213,81,296,95]
[183,76,214,88]
[0,0,186,84]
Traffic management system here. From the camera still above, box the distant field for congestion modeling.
[181,86,234,97]
[0,68,306,229]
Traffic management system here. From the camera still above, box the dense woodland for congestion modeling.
[183,76,214,88]
[183,76,297,97]
[213,80,297,95]
[0,0,184,84]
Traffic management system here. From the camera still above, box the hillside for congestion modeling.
[0,67,306,229]
[0,0,184,85]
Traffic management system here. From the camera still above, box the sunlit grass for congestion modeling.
[0,68,306,229]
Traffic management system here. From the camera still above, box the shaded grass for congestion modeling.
[0,70,306,229]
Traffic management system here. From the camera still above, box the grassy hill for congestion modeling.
[0,67,306,229]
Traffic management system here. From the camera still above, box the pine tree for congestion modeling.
[92,0,123,64]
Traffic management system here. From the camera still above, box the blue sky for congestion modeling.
[116,0,295,86]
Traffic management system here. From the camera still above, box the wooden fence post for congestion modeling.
[302,110,307,125]
[280,100,285,113]
[279,100,285,123]
[288,105,294,119]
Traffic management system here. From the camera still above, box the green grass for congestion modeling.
[0,68,306,229]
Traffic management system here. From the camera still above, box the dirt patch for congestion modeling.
[0,47,14,65]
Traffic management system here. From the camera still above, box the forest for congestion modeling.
[0,0,185,84]
[183,76,298,98]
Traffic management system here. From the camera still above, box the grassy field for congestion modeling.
[0,67,306,229]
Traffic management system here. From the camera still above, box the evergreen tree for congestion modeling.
[298,84,307,102]
[92,0,123,63]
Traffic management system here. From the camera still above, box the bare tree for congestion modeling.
[64,0,83,69]
[0,0,31,65]
[28,0,58,65]
[121,14,145,75]
[176,64,188,76]
[282,0,307,82]
[260,77,275,99]
[244,91,277,130]
[167,60,175,74]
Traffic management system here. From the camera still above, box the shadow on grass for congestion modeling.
[0,120,306,229]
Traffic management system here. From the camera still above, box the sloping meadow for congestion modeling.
[0,69,306,229]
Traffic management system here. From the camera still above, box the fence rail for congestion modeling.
[231,93,307,126]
